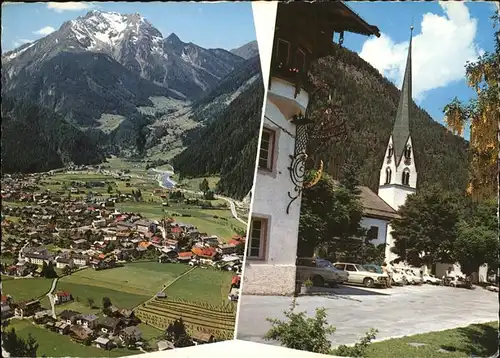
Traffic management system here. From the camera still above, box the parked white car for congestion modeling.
[405,269,423,285]
[393,268,410,285]
[334,262,388,288]
[423,273,441,285]
[188,259,200,267]
[391,270,406,285]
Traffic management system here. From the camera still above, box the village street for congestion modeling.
[237,284,499,348]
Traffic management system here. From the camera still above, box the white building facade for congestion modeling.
[243,2,381,296]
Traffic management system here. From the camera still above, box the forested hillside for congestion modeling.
[1,97,104,173]
[189,55,261,123]
[172,76,264,199]
[307,43,470,193]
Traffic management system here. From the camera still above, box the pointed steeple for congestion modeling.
[392,26,413,165]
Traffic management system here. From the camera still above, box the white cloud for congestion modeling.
[13,38,32,47]
[34,26,55,36]
[358,2,482,101]
[46,2,94,13]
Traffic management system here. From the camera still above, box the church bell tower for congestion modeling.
[378,26,418,212]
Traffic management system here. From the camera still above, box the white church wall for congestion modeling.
[394,136,418,188]
[378,136,418,212]
[360,216,388,247]
[384,224,398,264]
[378,135,398,187]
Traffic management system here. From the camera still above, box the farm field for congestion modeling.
[2,278,52,302]
[165,268,234,305]
[55,281,149,310]
[175,176,220,192]
[56,263,190,307]
[40,295,101,315]
[5,319,135,357]
[136,297,236,341]
[137,323,164,344]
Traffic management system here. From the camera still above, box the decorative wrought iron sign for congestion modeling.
[286,114,322,214]
[285,86,345,214]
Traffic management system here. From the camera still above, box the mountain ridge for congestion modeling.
[2,10,247,108]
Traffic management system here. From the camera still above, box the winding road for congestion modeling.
[46,277,59,319]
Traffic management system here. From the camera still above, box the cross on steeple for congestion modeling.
[391,26,413,165]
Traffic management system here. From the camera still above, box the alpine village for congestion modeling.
[1,4,261,357]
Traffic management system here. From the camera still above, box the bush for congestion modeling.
[265,300,378,357]
[264,300,335,354]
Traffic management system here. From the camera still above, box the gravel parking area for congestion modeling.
[236,284,499,347]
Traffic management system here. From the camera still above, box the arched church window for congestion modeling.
[385,167,392,184]
[388,145,394,158]
[404,145,412,159]
[402,169,410,186]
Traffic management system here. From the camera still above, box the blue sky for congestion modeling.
[1,1,256,52]
[340,1,498,141]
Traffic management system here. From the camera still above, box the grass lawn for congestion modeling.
[55,281,149,310]
[57,263,190,307]
[40,295,101,315]
[5,319,135,357]
[50,173,112,182]
[2,278,52,301]
[118,202,165,219]
[365,321,499,358]
[138,323,164,342]
[5,215,20,223]
[171,216,241,241]
[45,244,63,253]
[164,267,234,306]
[105,157,147,174]
[177,176,220,192]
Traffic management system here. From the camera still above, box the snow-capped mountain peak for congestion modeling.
[67,10,157,50]
[2,9,247,103]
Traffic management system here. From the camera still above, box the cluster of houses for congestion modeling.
[1,292,220,351]
[1,294,149,350]
[2,179,246,277]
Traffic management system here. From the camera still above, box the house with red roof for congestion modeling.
[54,291,73,305]
[150,236,162,245]
[191,247,219,265]
[171,226,183,239]
[1,295,12,306]
[177,252,193,263]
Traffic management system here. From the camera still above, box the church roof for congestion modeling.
[392,27,414,165]
[332,181,399,220]
[358,186,400,220]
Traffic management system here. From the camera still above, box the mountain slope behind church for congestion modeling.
[307,43,470,193]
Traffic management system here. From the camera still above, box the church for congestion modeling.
[358,26,417,264]
[359,29,488,281]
